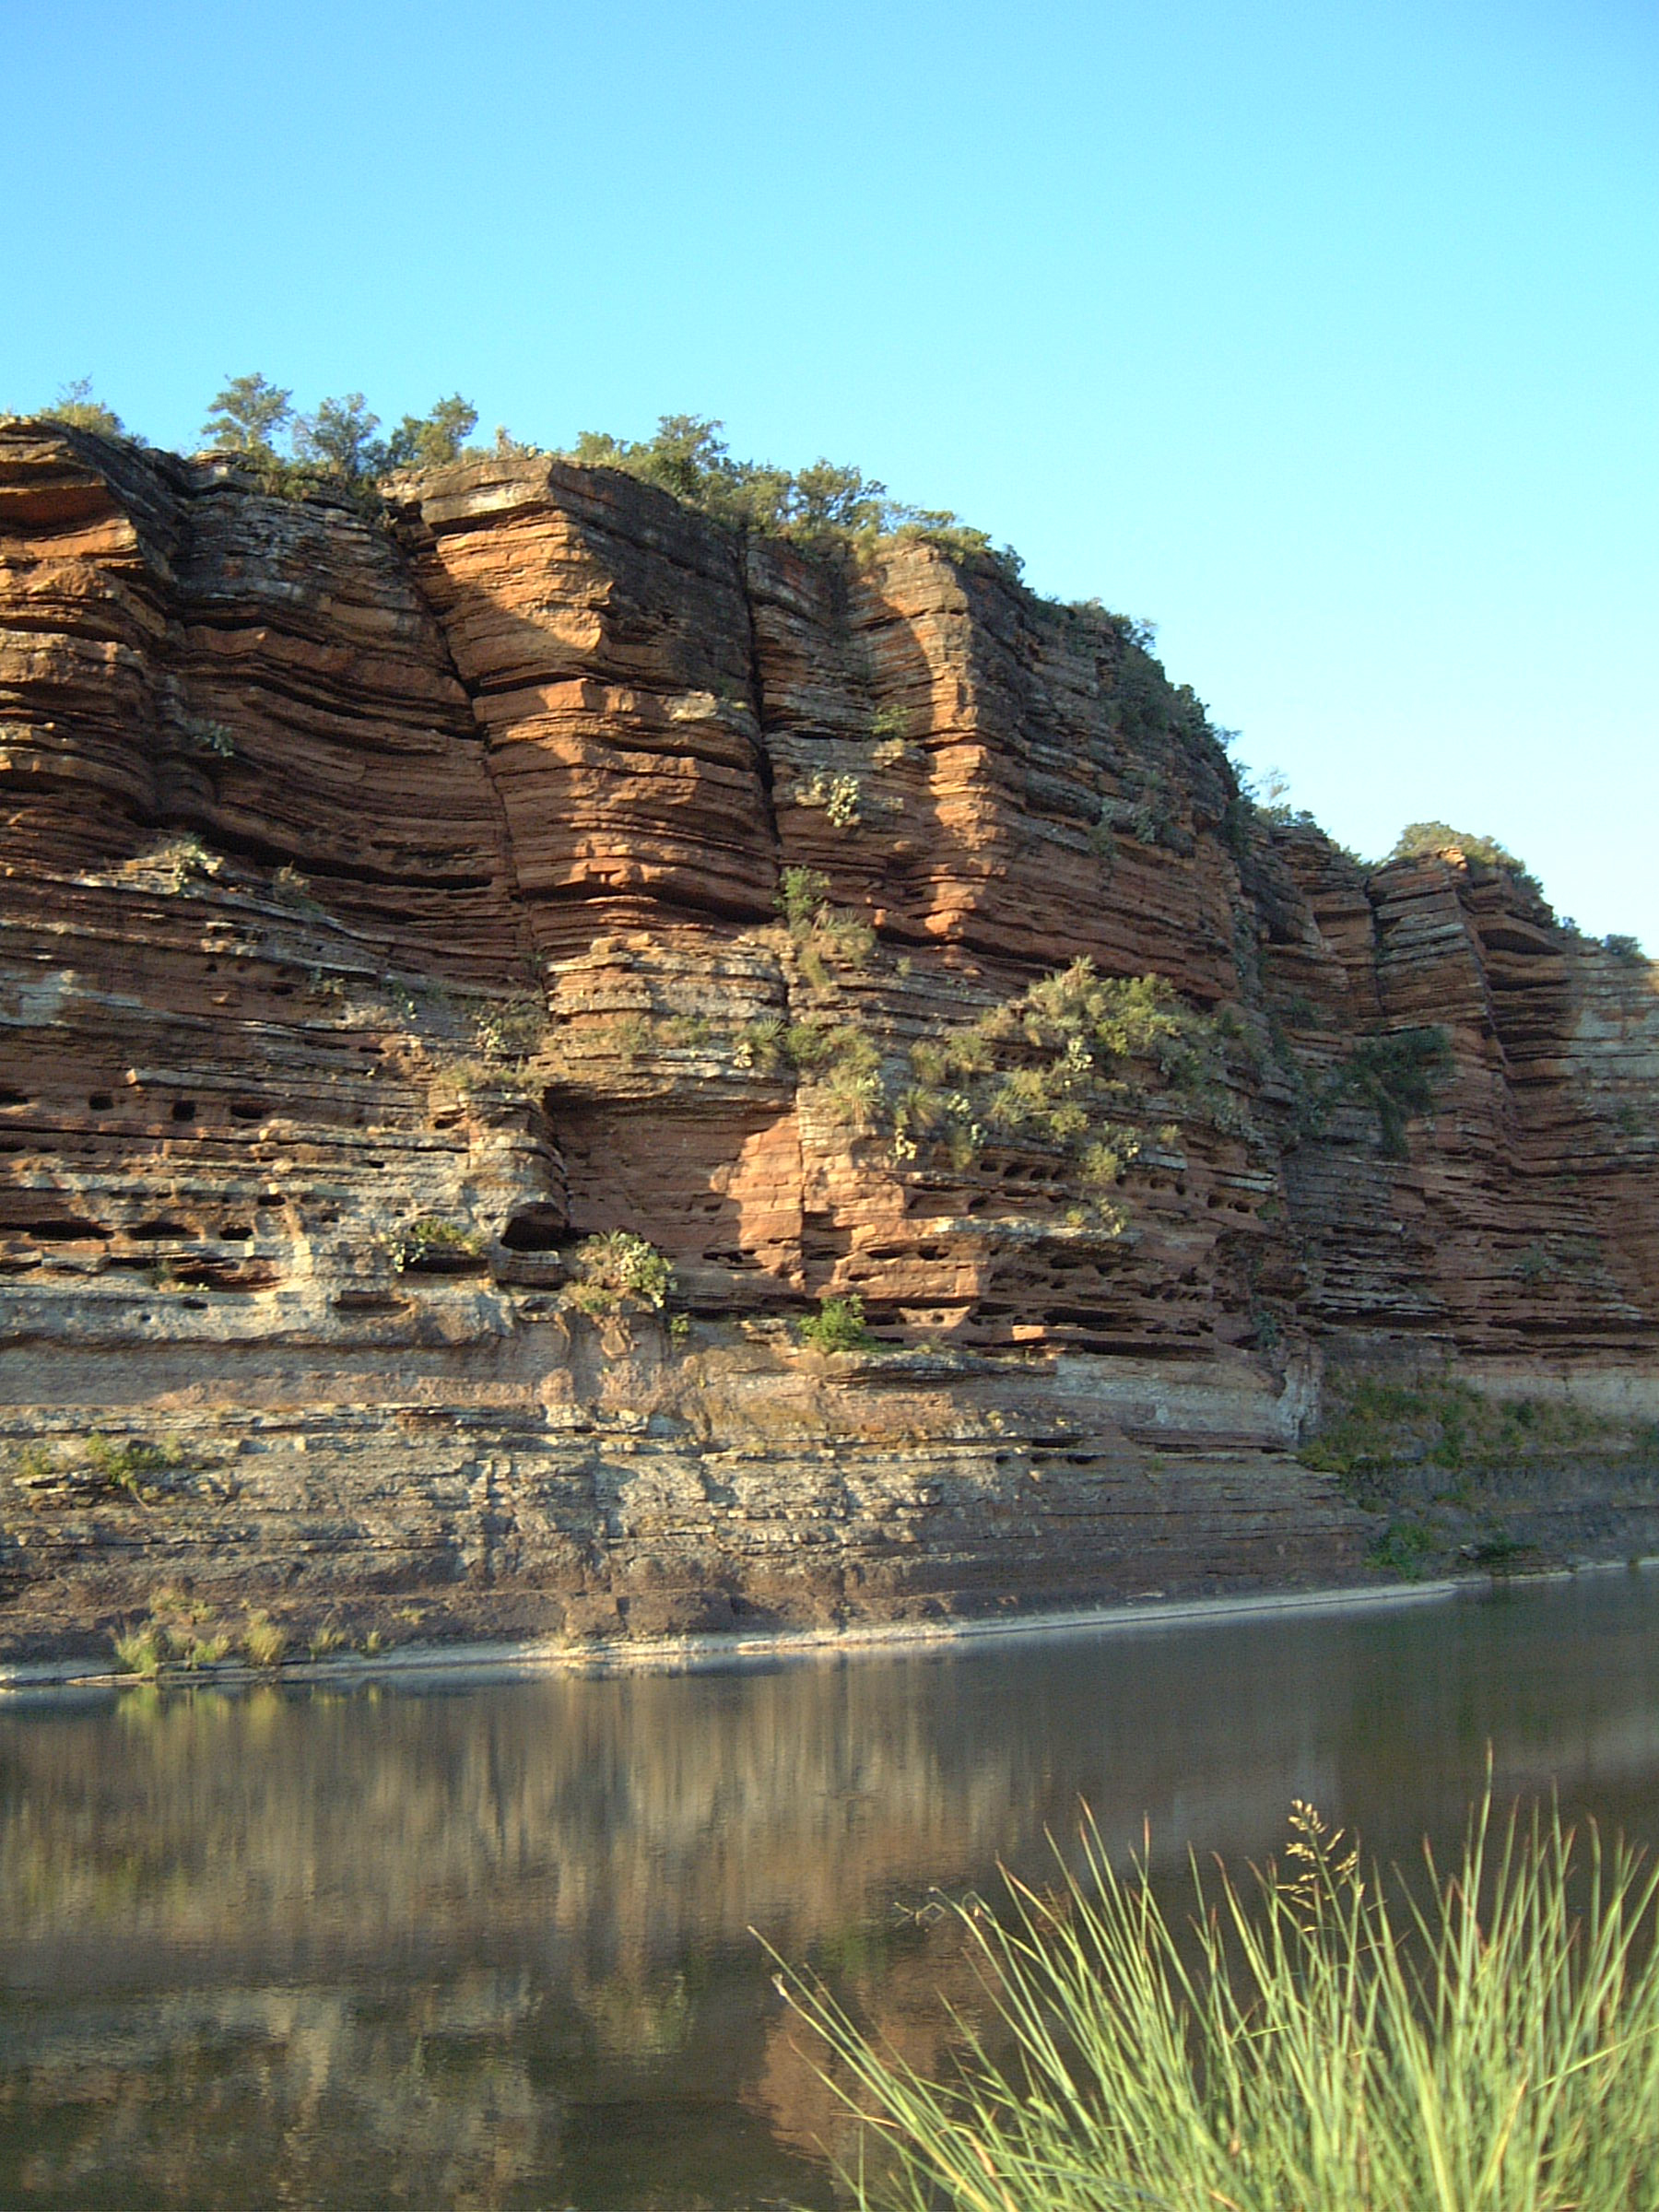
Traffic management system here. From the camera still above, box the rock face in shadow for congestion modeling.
[2,423,1655,1653]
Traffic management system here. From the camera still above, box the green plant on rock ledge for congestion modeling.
[392,1216,487,1271]
[795,1292,876,1352]
[795,769,864,830]
[563,1230,676,1316]
[891,959,1227,1206]
[774,866,876,985]
[471,994,547,1063]
[1306,1027,1452,1159]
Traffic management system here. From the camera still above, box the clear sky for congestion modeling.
[7,0,1656,945]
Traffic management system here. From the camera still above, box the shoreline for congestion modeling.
[6,1558,1655,1700]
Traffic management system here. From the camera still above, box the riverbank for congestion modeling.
[7,1557,1657,1699]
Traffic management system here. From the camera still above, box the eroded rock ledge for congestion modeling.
[3,423,1655,1657]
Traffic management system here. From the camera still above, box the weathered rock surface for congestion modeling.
[3,423,1656,1657]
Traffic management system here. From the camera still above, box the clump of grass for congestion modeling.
[241,1613,288,1669]
[112,1623,165,1678]
[780,1790,1659,2212]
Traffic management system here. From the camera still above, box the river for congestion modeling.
[3,1570,1658,2209]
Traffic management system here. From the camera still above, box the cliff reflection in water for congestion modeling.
[4,1574,1659,2210]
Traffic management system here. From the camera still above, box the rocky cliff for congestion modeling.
[3,422,1656,1657]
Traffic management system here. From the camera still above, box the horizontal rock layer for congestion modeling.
[2,423,1655,1652]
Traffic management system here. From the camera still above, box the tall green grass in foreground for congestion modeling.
[779,1795,1659,2211]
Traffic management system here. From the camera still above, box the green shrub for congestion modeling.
[1604,932,1645,964]
[201,372,292,455]
[567,1230,676,1312]
[776,865,831,935]
[1391,820,1542,897]
[393,1217,486,1270]
[797,769,864,829]
[84,1434,183,1501]
[46,377,126,436]
[1315,1028,1452,1159]
[470,993,546,1063]
[892,959,1223,1192]
[1367,1515,1438,1578]
[796,1293,875,1352]
[779,1792,1659,2212]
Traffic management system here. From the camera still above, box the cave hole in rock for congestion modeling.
[24,1218,112,1241]
[229,1100,264,1122]
[256,1192,282,1208]
[0,1088,30,1108]
[88,1093,113,1112]
[500,1206,566,1252]
[171,1100,196,1124]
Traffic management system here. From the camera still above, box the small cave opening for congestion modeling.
[171,1100,196,1124]
[88,1093,114,1112]
[500,1205,567,1252]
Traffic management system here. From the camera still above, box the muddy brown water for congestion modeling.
[3,1570,1658,2210]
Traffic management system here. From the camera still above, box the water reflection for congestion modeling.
[2,1573,1658,2208]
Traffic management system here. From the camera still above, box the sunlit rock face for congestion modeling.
[2,422,1655,1653]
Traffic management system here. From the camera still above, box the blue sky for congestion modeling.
[7,0,1656,944]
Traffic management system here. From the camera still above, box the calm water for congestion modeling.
[4,1571,1659,2210]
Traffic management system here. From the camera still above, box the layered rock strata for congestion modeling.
[2,422,1655,1654]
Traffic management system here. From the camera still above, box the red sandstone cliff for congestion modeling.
[2,422,1655,1655]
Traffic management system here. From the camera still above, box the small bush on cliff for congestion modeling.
[393,1217,486,1271]
[893,960,1224,1199]
[1299,1374,1619,1497]
[796,1293,875,1352]
[1321,1027,1452,1159]
[1391,820,1542,898]
[199,376,483,497]
[241,1613,289,1668]
[45,377,128,437]
[566,1230,676,1313]
[773,866,876,983]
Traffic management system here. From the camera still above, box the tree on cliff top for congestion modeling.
[202,373,292,456]
[568,413,1021,574]
[1391,820,1540,895]
[384,394,477,470]
[292,393,387,480]
[48,378,126,437]
[201,380,480,482]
